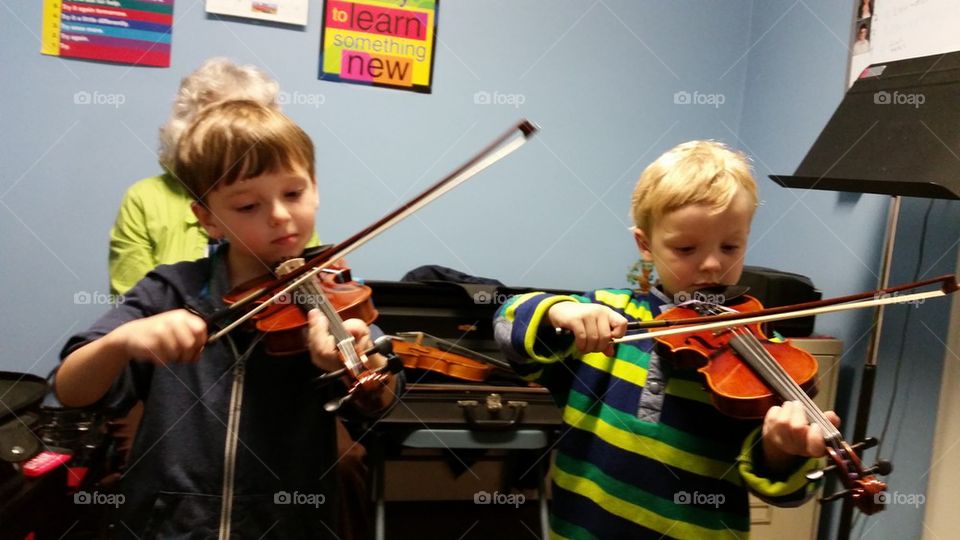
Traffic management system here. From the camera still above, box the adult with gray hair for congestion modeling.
[109,57,284,296]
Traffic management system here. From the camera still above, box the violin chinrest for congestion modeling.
[679,285,751,305]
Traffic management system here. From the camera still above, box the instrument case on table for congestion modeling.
[380,382,561,430]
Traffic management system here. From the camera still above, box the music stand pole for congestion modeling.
[837,195,901,540]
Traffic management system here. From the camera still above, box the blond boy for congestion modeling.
[496,141,838,539]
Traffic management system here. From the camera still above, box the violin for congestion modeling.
[654,294,820,419]
[391,332,505,383]
[222,256,378,356]
[240,255,398,411]
[650,292,890,515]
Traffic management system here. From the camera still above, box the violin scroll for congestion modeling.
[809,436,892,515]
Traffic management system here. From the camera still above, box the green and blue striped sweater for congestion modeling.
[494,289,821,539]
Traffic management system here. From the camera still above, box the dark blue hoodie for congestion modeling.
[60,249,348,539]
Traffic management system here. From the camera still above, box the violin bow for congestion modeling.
[207,120,538,343]
[614,274,958,344]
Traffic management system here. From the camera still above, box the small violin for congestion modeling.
[222,256,378,356]
[652,293,889,515]
[227,255,398,411]
[391,332,496,382]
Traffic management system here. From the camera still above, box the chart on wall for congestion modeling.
[206,0,308,26]
[848,0,960,86]
[318,0,437,93]
[41,0,173,67]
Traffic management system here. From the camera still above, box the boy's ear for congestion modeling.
[191,201,223,240]
[633,228,653,260]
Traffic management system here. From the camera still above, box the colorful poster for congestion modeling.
[42,0,173,67]
[206,0,308,27]
[318,0,437,93]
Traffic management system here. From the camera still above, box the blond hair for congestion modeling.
[630,140,758,232]
[158,58,280,170]
[174,100,314,199]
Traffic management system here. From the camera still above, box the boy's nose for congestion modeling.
[269,201,292,224]
[700,253,723,274]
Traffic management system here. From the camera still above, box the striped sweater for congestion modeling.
[494,289,821,539]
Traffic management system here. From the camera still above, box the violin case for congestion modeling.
[738,266,821,337]
[367,277,577,361]
[368,276,569,430]
[366,265,820,426]
[379,382,562,430]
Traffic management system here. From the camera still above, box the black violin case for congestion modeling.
[367,278,566,430]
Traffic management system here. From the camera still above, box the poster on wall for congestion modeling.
[206,0,308,26]
[848,0,960,86]
[318,0,437,93]
[41,0,173,67]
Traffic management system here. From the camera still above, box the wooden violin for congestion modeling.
[634,290,923,516]
[654,295,821,420]
[262,256,397,411]
[222,257,378,357]
[389,331,519,383]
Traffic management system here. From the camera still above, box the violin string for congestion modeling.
[701,303,840,440]
[301,274,364,376]
[735,327,840,440]
[701,303,817,417]
[725,320,838,438]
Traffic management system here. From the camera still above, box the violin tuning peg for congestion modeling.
[808,460,839,480]
[383,354,404,375]
[314,366,347,383]
[850,437,879,452]
[366,335,394,357]
[866,459,893,476]
[324,393,352,413]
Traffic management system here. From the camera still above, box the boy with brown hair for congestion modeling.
[57,100,397,538]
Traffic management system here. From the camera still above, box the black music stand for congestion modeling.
[770,50,960,540]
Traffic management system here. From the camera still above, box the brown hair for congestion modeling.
[174,100,314,199]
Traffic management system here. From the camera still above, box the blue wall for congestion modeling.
[1,2,955,539]
[736,2,960,539]
[1,0,754,373]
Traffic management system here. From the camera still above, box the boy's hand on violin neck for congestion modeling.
[547,302,628,357]
[115,309,207,365]
[762,401,842,469]
[306,309,383,372]
[307,309,343,372]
